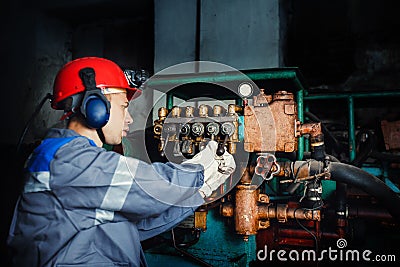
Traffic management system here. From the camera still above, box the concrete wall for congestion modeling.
[153,0,283,124]
[154,0,198,73]
[154,0,283,73]
[201,0,282,70]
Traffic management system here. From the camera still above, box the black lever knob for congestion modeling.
[216,142,225,156]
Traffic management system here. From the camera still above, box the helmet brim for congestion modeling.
[127,87,142,101]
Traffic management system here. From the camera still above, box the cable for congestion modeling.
[351,128,375,167]
[171,228,213,267]
[16,93,52,153]
[294,196,324,254]
[295,162,325,253]
[295,210,319,253]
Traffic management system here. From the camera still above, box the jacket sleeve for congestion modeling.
[123,159,205,240]
[50,144,205,222]
[136,199,202,241]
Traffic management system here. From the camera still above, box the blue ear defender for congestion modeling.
[80,91,110,129]
[79,68,111,129]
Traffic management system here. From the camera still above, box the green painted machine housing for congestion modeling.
[140,67,400,266]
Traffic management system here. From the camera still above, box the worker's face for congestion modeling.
[102,92,133,145]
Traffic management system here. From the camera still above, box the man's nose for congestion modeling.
[125,111,133,125]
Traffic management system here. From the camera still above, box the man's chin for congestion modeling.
[122,131,128,137]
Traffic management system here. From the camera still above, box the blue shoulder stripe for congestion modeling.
[26,137,79,172]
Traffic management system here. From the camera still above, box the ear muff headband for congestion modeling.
[79,68,110,129]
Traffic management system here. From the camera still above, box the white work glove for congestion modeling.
[183,141,236,198]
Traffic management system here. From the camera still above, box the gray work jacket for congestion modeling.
[8,128,205,267]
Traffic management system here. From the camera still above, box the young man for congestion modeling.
[7,57,235,266]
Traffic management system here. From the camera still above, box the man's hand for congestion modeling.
[183,141,236,198]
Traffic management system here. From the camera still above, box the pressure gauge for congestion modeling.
[238,82,253,98]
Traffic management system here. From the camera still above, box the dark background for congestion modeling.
[1,0,400,266]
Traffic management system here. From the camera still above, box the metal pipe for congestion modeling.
[235,98,243,107]
[278,228,339,240]
[166,92,173,110]
[336,182,347,238]
[278,237,315,248]
[304,105,310,152]
[304,91,400,100]
[348,206,393,220]
[348,96,356,161]
[303,91,400,162]
[258,205,321,221]
[147,69,304,88]
[297,89,304,160]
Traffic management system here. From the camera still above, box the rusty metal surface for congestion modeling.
[381,119,400,150]
[224,183,321,240]
[235,185,259,236]
[244,90,297,152]
[220,202,234,218]
[296,122,322,138]
[258,203,321,221]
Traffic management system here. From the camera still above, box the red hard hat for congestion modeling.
[52,57,141,109]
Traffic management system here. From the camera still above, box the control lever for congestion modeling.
[216,135,229,156]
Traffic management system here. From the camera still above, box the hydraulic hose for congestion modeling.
[307,161,400,222]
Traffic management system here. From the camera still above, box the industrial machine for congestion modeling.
[124,64,400,266]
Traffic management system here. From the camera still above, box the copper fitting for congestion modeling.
[213,105,225,116]
[228,104,243,115]
[194,210,208,231]
[171,106,181,118]
[185,106,195,117]
[228,141,237,154]
[153,123,163,136]
[198,104,209,117]
[158,107,168,120]
[220,202,234,217]
[296,122,322,138]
